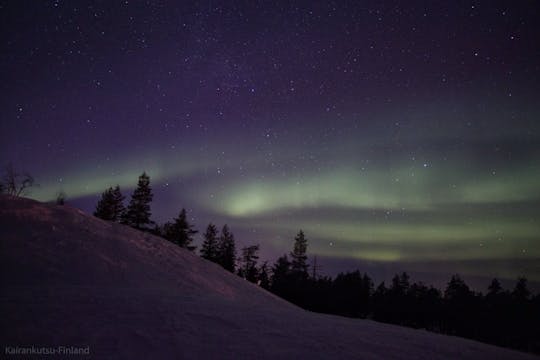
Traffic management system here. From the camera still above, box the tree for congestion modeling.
[111,185,125,221]
[487,278,502,297]
[512,277,530,301]
[407,282,442,330]
[2,163,35,197]
[374,281,388,297]
[444,274,471,301]
[391,272,411,296]
[258,261,271,289]
[333,271,368,317]
[217,224,236,272]
[94,185,125,221]
[270,254,291,296]
[200,223,219,262]
[290,230,309,279]
[94,187,115,220]
[443,274,475,336]
[56,190,66,205]
[372,281,389,321]
[123,172,153,230]
[164,208,198,251]
[238,244,260,283]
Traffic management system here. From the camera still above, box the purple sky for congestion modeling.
[1,1,539,290]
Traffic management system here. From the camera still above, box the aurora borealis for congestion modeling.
[1,1,539,287]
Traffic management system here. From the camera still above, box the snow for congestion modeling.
[0,195,537,359]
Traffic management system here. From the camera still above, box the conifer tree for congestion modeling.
[94,187,115,220]
[390,272,410,296]
[444,274,471,300]
[111,185,125,222]
[200,223,219,261]
[217,224,236,272]
[270,254,291,296]
[95,185,126,222]
[56,190,66,205]
[487,278,502,296]
[512,277,530,301]
[374,281,388,298]
[238,244,260,283]
[290,230,309,279]
[258,261,270,289]
[164,208,198,251]
[123,172,153,230]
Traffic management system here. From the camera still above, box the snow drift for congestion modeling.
[0,195,536,359]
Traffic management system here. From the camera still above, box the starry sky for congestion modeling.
[1,1,539,288]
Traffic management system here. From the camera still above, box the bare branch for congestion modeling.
[2,163,36,197]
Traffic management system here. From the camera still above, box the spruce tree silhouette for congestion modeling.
[270,254,291,297]
[512,277,530,302]
[443,274,474,336]
[163,208,198,250]
[200,223,219,261]
[217,224,236,272]
[95,185,125,221]
[333,271,372,317]
[290,230,309,280]
[123,172,153,230]
[111,185,125,222]
[487,278,502,296]
[238,244,260,283]
[387,272,411,324]
[94,187,115,221]
[56,190,66,205]
[257,261,271,289]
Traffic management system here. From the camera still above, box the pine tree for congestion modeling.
[391,272,410,296]
[123,172,153,230]
[238,244,260,283]
[258,261,270,289]
[290,230,309,279]
[361,273,374,298]
[200,223,219,261]
[270,254,291,296]
[94,187,115,220]
[56,190,66,205]
[111,185,125,222]
[95,185,125,222]
[164,208,198,251]
[487,278,502,296]
[217,224,236,273]
[372,281,389,321]
[444,274,471,300]
[512,277,530,301]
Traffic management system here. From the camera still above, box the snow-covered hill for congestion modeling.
[0,195,536,359]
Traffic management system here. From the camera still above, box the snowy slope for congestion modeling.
[0,196,536,359]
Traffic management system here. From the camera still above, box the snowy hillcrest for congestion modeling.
[0,195,536,359]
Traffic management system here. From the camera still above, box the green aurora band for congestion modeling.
[28,139,540,280]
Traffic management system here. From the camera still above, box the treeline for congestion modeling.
[93,172,540,354]
[297,272,539,354]
[93,173,249,276]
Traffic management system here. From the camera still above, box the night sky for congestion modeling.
[1,1,539,288]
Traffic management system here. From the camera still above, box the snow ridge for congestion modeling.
[0,196,536,359]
